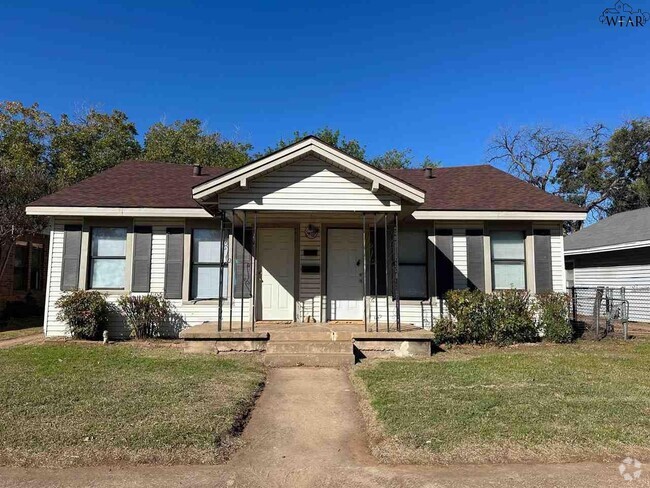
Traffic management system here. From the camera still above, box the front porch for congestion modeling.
[179,321,434,364]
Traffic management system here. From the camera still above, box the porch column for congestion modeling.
[394,213,401,331]
[217,211,226,332]
[362,213,368,332]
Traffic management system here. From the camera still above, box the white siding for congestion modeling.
[44,218,250,337]
[298,222,322,322]
[551,228,565,292]
[453,229,468,289]
[219,156,401,211]
[367,297,442,329]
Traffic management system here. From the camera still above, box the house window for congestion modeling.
[12,244,29,292]
[89,227,127,289]
[30,245,44,291]
[191,229,228,300]
[491,231,526,290]
[398,230,427,299]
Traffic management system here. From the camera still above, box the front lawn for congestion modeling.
[354,341,650,464]
[0,343,265,467]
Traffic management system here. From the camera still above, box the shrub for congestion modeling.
[443,289,492,343]
[432,316,456,345]
[537,292,573,343]
[491,289,538,345]
[56,290,111,339]
[117,294,173,339]
[437,289,540,346]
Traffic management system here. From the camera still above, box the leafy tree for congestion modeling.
[51,108,141,186]
[370,148,441,169]
[263,127,439,169]
[605,118,650,214]
[143,119,251,168]
[0,164,52,283]
[259,127,367,161]
[0,101,55,170]
[421,156,442,169]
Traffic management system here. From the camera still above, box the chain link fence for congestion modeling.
[569,286,650,339]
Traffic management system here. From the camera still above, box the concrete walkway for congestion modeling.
[0,368,645,487]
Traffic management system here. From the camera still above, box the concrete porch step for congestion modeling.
[264,352,355,368]
[266,340,352,355]
[268,330,355,342]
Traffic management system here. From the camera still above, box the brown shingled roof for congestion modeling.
[385,165,582,212]
[29,160,582,213]
[31,161,227,209]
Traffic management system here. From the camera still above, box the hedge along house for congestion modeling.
[26,136,585,344]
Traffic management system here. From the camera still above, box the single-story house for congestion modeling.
[26,136,585,338]
[565,207,650,322]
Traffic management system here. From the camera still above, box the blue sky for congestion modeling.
[2,0,649,166]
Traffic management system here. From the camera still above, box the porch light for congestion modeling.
[304,224,320,240]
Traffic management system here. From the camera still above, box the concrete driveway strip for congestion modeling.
[0,367,646,488]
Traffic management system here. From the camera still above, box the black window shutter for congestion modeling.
[233,228,253,298]
[165,228,184,299]
[534,229,553,292]
[61,224,82,291]
[434,229,453,298]
[132,226,152,293]
[369,230,387,296]
[466,229,485,291]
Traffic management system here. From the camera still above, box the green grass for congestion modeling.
[355,341,650,464]
[0,343,265,467]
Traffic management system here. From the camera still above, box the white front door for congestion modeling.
[327,229,364,320]
[258,228,295,321]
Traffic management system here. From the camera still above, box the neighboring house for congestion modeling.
[0,234,49,315]
[26,136,585,337]
[565,207,650,322]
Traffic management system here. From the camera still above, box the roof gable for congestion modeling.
[192,136,426,204]
[217,153,401,211]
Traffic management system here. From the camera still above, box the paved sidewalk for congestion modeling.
[0,368,646,487]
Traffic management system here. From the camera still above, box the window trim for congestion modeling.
[88,226,128,290]
[190,228,228,301]
[398,229,428,300]
[490,230,527,290]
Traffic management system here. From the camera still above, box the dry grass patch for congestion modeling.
[354,340,650,464]
[0,342,265,467]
